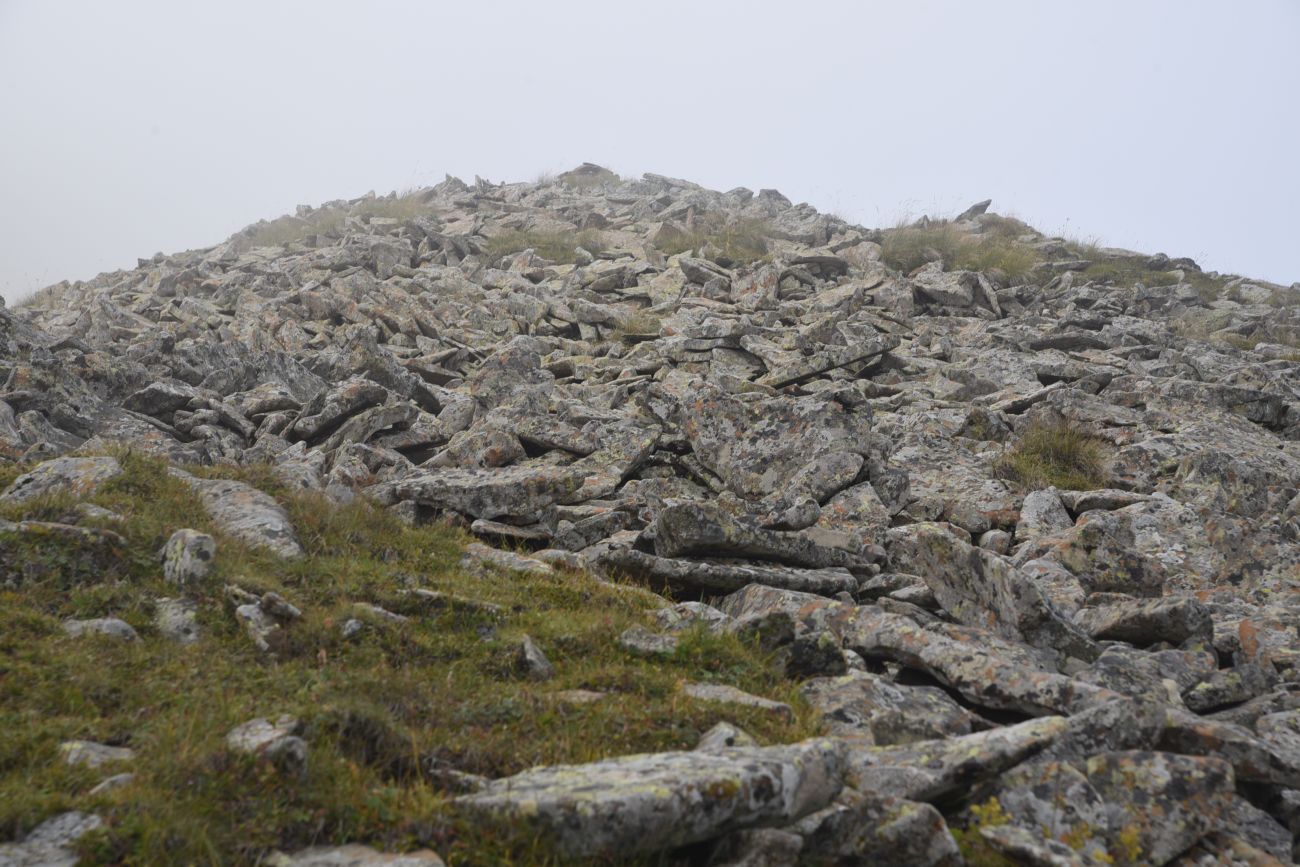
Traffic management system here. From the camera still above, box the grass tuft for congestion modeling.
[993,421,1110,491]
[482,229,606,265]
[655,217,770,267]
[880,224,1039,282]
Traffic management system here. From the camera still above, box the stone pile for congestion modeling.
[4,163,1300,863]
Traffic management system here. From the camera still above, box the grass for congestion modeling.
[880,224,1038,282]
[246,212,346,248]
[246,191,431,247]
[0,451,819,865]
[654,217,770,267]
[993,421,1110,492]
[481,229,606,265]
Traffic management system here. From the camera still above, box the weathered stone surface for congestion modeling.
[617,625,679,658]
[682,682,793,720]
[63,617,138,641]
[226,715,307,774]
[1086,751,1236,865]
[268,845,446,866]
[792,788,961,866]
[155,596,200,644]
[1,456,122,503]
[162,528,216,586]
[656,501,861,569]
[802,670,977,744]
[1074,594,1213,645]
[60,740,135,768]
[173,471,303,558]
[0,812,103,867]
[889,523,1098,662]
[844,716,1069,800]
[395,465,581,520]
[454,739,845,857]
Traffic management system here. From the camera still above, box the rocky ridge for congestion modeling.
[3,163,1300,864]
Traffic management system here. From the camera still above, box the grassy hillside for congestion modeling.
[0,452,819,865]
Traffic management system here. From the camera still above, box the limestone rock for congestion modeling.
[162,528,216,586]
[454,739,845,857]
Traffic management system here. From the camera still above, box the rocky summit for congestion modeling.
[2,164,1300,865]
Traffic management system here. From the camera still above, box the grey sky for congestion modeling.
[2,0,1297,302]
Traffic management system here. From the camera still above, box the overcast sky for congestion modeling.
[2,0,1298,302]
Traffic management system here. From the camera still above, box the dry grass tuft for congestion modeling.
[994,421,1110,491]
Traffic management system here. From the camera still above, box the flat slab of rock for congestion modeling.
[844,716,1068,801]
[1074,594,1213,645]
[461,543,553,577]
[889,523,1098,662]
[599,548,858,597]
[171,470,302,558]
[395,465,582,520]
[681,682,794,720]
[0,811,103,867]
[655,501,861,569]
[269,845,446,866]
[63,617,138,641]
[1,456,122,503]
[802,670,978,744]
[454,739,845,857]
[60,740,135,768]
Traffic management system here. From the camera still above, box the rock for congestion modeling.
[515,635,555,680]
[655,501,862,569]
[783,630,849,679]
[454,739,845,857]
[599,547,859,597]
[681,682,794,720]
[60,740,135,768]
[792,788,961,866]
[889,524,1098,663]
[154,597,200,644]
[1016,487,1073,544]
[395,465,581,520]
[843,716,1068,800]
[268,845,446,866]
[705,828,803,867]
[1183,663,1278,713]
[161,528,216,586]
[1074,594,1213,645]
[1,456,122,503]
[173,471,303,558]
[617,625,679,658]
[0,812,103,867]
[460,542,553,577]
[802,670,978,744]
[672,379,871,502]
[1086,751,1236,865]
[696,722,759,752]
[62,617,138,641]
[226,715,307,774]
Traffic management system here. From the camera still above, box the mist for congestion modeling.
[2,0,1297,302]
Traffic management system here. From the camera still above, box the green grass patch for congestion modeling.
[482,229,607,265]
[994,421,1110,492]
[0,452,818,865]
[880,224,1039,282]
[655,218,770,267]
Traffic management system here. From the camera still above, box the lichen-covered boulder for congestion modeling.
[162,528,217,586]
[1086,751,1236,865]
[802,670,978,744]
[454,739,845,857]
[0,456,122,503]
[171,470,302,558]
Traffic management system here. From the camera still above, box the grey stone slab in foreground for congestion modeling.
[455,739,845,857]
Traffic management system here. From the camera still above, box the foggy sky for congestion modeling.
[2,0,1298,302]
